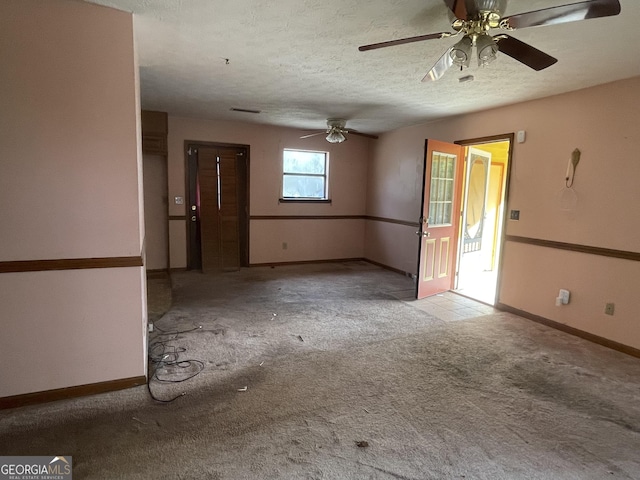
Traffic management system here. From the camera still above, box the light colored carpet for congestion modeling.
[1,261,639,479]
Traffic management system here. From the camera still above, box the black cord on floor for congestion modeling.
[154,324,203,335]
[147,325,205,403]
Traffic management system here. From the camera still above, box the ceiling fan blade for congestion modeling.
[300,131,326,139]
[503,0,621,29]
[422,48,454,82]
[359,32,450,52]
[443,0,468,20]
[496,35,558,71]
[347,130,379,140]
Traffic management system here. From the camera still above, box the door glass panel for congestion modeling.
[439,157,448,178]
[430,155,439,201]
[428,151,456,226]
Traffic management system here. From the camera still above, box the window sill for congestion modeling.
[279,198,332,204]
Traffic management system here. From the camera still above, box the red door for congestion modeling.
[417,139,465,299]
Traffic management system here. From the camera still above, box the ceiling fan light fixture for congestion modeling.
[326,129,346,144]
[476,33,498,66]
[450,35,473,67]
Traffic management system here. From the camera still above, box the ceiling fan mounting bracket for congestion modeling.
[454,10,500,40]
[327,118,347,128]
[326,118,347,135]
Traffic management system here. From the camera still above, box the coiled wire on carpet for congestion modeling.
[147,324,205,403]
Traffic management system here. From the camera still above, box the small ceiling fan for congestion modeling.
[300,119,379,143]
[358,0,621,81]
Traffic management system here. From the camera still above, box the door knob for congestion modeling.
[416,231,430,237]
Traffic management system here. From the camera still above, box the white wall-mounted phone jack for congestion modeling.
[555,289,570,306]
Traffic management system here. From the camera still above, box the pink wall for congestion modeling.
[366,76,640,350]
[0,0,146,397]
[0,269,146,395]
[167,116,371,266]
[501,242,640,346]
[251,219,365,263]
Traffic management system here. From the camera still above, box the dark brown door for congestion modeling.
[187,143,248,272]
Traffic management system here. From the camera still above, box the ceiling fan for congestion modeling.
[300,119,379,143]
[358,0,621,81]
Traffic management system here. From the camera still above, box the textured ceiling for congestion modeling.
[86,0,640,135]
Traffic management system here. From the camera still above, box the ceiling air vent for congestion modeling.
[230,108,261,114]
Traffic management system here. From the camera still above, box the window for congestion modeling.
[428,151,456,225]
[281,149,329,201]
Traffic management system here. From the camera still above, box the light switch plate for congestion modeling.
[174,196,184,205]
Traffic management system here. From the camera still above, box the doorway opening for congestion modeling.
[454,136,513,304]
[142,153,169,272]
[416,135,512,303]
[185,142,250,272]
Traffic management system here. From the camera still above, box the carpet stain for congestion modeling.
[507,362,640,433]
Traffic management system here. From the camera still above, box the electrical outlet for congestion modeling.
[510,210,520,220]
[282,242,288,250]
[605,303,615,316]
[148,323,154,333]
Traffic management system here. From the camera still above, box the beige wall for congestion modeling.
[366,76,640,350]
[0,0,146,397]
[143,154,169,270]
[167,116,371,267]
